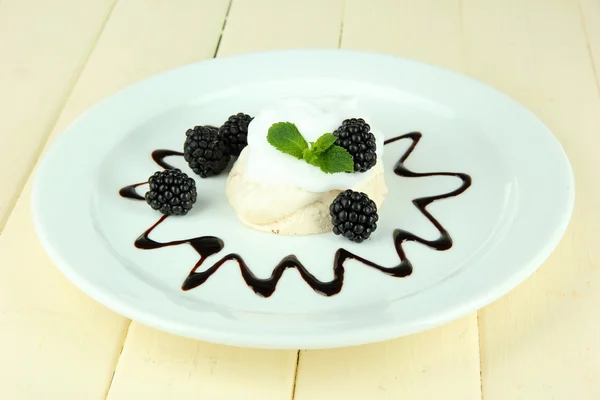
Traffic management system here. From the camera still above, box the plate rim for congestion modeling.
[31,49,575,349]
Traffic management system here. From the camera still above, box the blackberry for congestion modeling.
[219,113,253,156]
[183,125,231,177]
[145,169,197,216]
[330,190,378,243]
[332,118,377,172]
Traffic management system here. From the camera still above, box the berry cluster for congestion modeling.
[184,113,253,177]
[142,110,380,244]
[145,169,197,216]
[333,118,377,173]
[145,113,252,216]
[219,113,253,157]
[330,190,379,243]
[183,125,230,178]
[329,118,380,242]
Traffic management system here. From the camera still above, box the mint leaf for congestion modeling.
[313,145,354,174]
[302,133,339,167]
[311,133,338,154]
[303,148,320,166]
[267,122,308,159]
[266,123,353,174]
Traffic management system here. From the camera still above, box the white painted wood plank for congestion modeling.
[294,1,482,398]
[0,0,229,398]
[295,317,480,400]
[107,1,342,399]
[107,325,298,400]
[341,0,464,71]
[49,0,229,135]
[218,0,343,56]
[462,0,600,398]
[580,0,600,93]
[0,0,115,230]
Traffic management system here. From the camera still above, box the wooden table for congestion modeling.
[1,0,598,398]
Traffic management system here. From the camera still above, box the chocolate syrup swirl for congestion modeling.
[151,149,184,170]
[182,254,343,297]
[119,150,182,199]
[119,131,472,297]
[381,132,473,272]
[150,127,216,170]
[119,182,146,200]
[135,214,224,261]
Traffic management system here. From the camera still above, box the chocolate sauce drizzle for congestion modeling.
[135,213,224,261]
[119,132,472,297]
[119,182,147,200]
[152,149,184,170]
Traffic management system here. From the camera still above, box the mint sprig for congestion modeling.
[311,146,354,173]
[311,133,338,154]
[267,122,354,174]
[266,122,308,159]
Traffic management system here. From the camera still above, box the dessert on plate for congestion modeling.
[134,97,389,243]
[226,98,388,236]
[118,96,472,296]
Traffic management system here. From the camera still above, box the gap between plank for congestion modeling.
[213,0,234,58]
[458,0,468,71]
[459,1,482,395]
[0,0,119,233]
[102,3,235,398]
[476,313,484,400]
[337,0,346,49]
[290,350,301,400]
[578,0,600,98]
[104,320,132,398]
[291,4,346,397]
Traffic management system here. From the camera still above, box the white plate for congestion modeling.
[32,50,574,349]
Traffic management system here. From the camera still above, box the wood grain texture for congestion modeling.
[580,0,600,93]
[49,0,229,134]
[218,0,343,56]
[0,0,116,231]
[107,325,298,400]
[2,0,597,398]
[0,0,229,398]
[464,0,600,398]
[341,0,464,71]
[290,1,482,399]
[106,1,343,399]
[294,317,480,400]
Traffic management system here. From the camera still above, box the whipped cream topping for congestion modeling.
[244,98,384,193]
